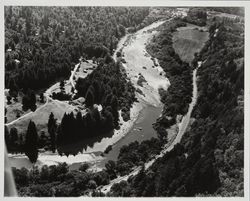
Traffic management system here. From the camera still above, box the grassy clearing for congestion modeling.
[172,24,209,63]
[5,94,45,123]
[75,60,96,80]
[7,100,78,136]
[6,61,96,138]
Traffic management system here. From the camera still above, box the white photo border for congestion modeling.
[0,1,249,201]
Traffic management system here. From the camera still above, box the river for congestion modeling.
[100,60,202,194]
[8,20,169,170]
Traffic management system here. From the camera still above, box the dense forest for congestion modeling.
[5,6,164,157]
[9,13,195,197]
[5,58,137,157]
[108,10,244,197]
[5,6,152,94]
[4,6,153,157]
[6,7,245,197]
[57,60,137,154]
[12,162,108,196]
[183,8,207,26]
[75,61,136,122]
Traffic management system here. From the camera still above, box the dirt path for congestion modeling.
[5,61,82,127]
[69,61,81,89]
[5,95,50,126]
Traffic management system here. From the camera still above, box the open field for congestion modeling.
[5,93,46,124]
[6,60,96,136]
[74,60,96,80]
[7,99,78,135]
[172,24,209,63]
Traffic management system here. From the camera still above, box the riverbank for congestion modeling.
[97,20,171,163]
[8,19,171,171]
[100,61,202,194]
[100,18,209,194]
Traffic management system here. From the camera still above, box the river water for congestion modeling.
[8,20,168,170]
[98,105,162,168]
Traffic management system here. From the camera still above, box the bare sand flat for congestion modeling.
[122,20,170,106]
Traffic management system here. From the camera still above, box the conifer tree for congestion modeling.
[60,80,65,92]
[76,111,83,138]
[85,88,94,107]
[22,95,29,111]
[25,120,38,163]
[7,96,12,105]
[5,126,10,150]
[29,91,37,108]
[48,112,57,152]
[40,93,45,103]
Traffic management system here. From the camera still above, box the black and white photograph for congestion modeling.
[1,0,249,199]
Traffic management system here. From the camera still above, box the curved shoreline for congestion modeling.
[100,60,202,194]
[7,20,170,170]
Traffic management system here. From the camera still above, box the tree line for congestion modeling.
[146,19,193,139]
[12,162,108,196]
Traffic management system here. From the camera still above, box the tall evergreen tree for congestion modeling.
[25,120,38,163]
[5,126,10,150]
[48,112,57,153]
[29,91,36,109]
[5,107,7,123]
[10,127,18,146]
[60,80,65,93]
[111,95,118,111]
[76,111,83,138]
[103,109,114,130]
[85,88,94,107]
[93,81,101,104]
[40,93,45,103]
[22,95,29,111]
[7,96,12,105]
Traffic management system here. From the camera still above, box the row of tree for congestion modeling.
[12,162,108,196]
[22,90,37,111]
[57,109,115,147]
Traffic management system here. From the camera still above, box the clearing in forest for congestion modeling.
[172,24,209,63]
[6,61,96,136]
[7,100,77,136]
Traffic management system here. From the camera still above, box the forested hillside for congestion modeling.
[6,7,245,197]
[5,6,152,92]
[4,6,155,156]
[108,11,244,197]
[57,61,137,155]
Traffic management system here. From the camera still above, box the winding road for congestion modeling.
[7,8,199,195]
[100,61,202,194]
